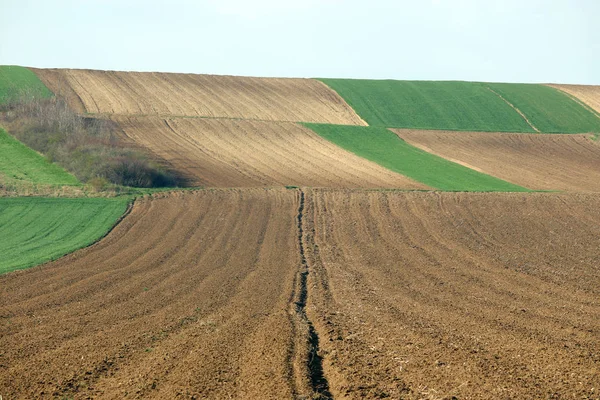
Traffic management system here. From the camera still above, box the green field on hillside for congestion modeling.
[0,128,80,186]
[485,83,600,133]
[319,79,535,132]
[0,197,130,274]
[305,123,529,192]
[0,65,53,105]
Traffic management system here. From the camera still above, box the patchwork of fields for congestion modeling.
[319,78,600,133]
[305,124,528,191]
[2,66,600,399]
[115,116,424,188]
[395,129,600,191]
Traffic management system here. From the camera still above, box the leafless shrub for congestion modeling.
[1,95,180,188]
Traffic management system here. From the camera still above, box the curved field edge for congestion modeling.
[31,68,367,125]
[394,129,600,192]
[112,116,427,189]
[546,84,600,119]
[0,127,80,186]
[485,83,600,133]
[303,123,530,192]
[317,79,535,132]
[318,78,600,133]
[0,197,131,274]
[0,65,53,105]
[0,189,308,398]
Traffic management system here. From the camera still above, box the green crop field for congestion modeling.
[0,197,130,274]
[0,65,53,105]
[485,83,600,133]
[319,79,535,132]
[0,128,80,186]
[305,123,530,192]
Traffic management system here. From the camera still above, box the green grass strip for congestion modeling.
[0,65,53,105]
[0,197,130,274]
[318,79,535,132]
[485,83,600,133]
[305,123,530,192]
[0,128,80,185]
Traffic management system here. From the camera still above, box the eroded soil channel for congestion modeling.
[295,189,332,399]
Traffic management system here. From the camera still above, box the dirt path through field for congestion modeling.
[394,129,600,191]
[0,189,322,399]
[32,69,367,125]
[305,189,600,399]
[115,116,426,188]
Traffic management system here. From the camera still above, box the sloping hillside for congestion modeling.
[394,129,600,191]
[33,68,367,125]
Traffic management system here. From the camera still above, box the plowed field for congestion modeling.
[115,116,425,188]
[304,189,600,399]
[2,189,599,399]
[32,68,366,125]
[548,84,600,116]
[0,189,315,399]
[394,129,600,192]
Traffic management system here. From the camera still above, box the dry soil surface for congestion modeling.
[394,129,600,192]
[32,68,367,125]
[115,116,425,189]
[0,189,319,399]
[3,190,599,399]
[305,189,600,399]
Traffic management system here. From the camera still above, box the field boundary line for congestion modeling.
[486,87,540,132]
[546,85,600,121]
[313,79,369,127]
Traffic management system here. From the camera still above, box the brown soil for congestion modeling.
[32,68,367,125]
[0,189,319,399]
[547,84,600,116]
[114,116,426,189]
[394,129,600,192]
[2,189,599,399]
[304,189,600,399]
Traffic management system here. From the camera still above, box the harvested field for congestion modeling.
[548,84,600,116]
[32,68,367,125]
[114,116,425,188]
[394,129,600,192]
[305,189,600,399]
[0,189,318,399]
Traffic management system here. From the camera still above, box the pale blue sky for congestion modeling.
[1,0,598,84]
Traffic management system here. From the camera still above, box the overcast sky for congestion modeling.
[1,0,598,84]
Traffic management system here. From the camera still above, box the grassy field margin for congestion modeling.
[304,123,530,192]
